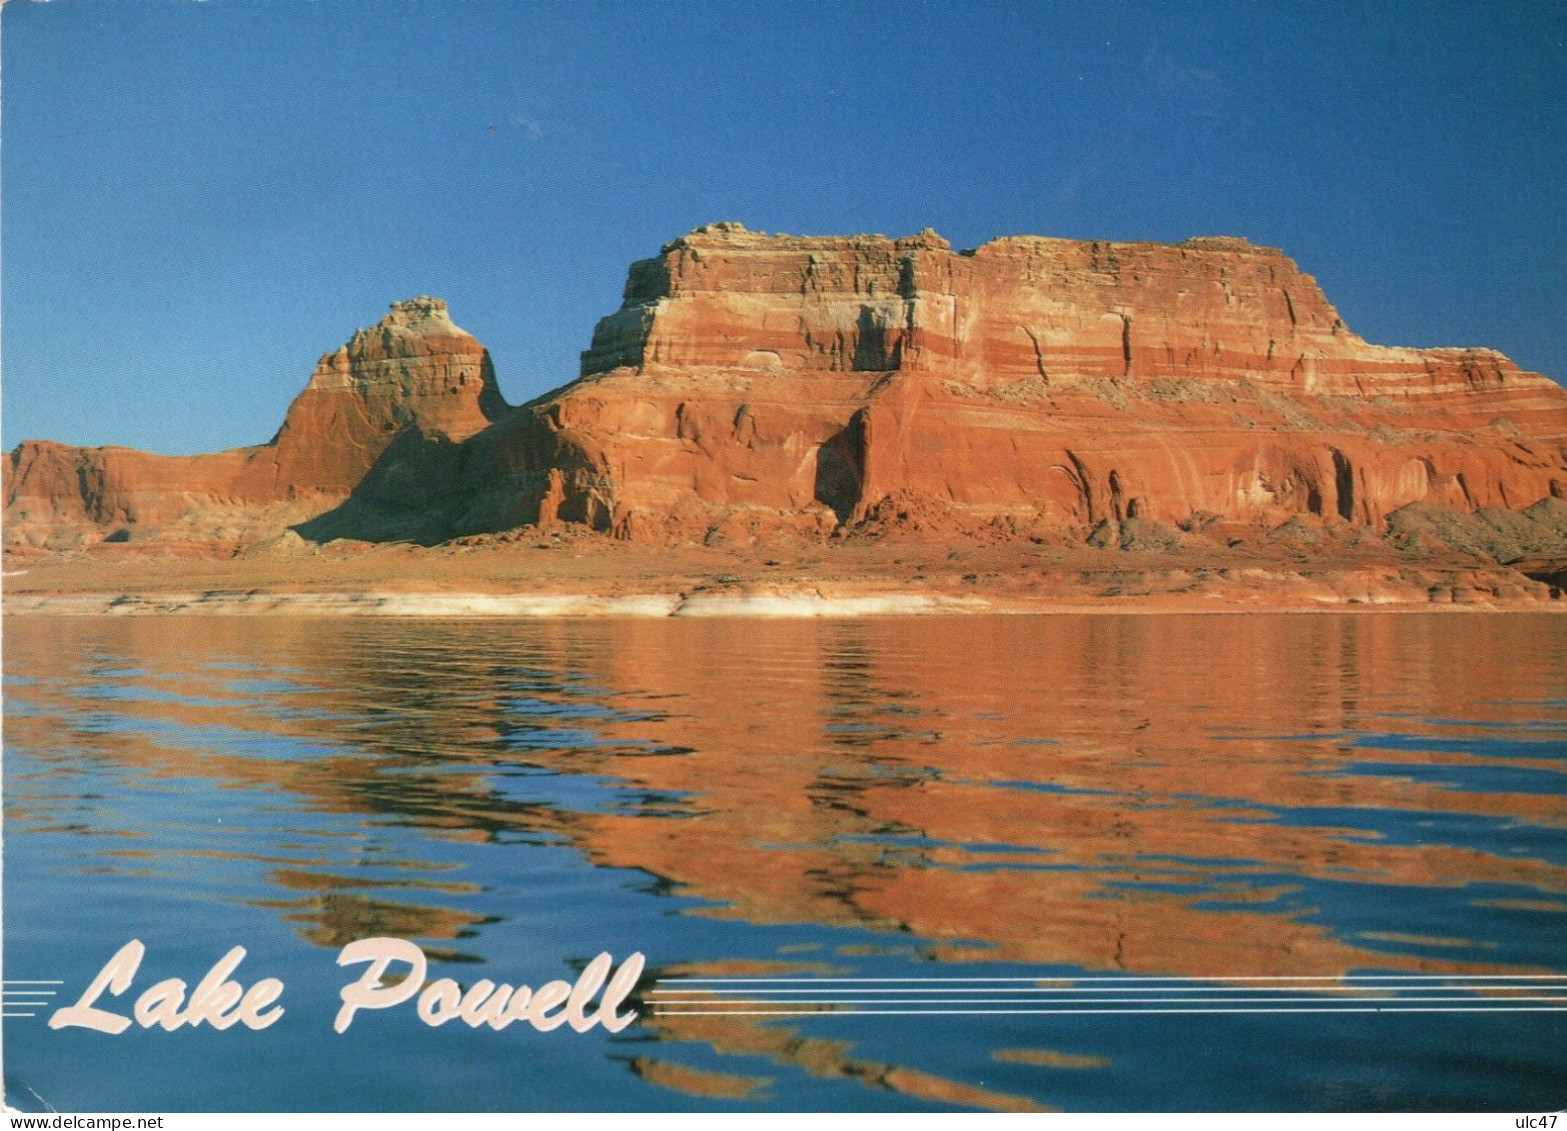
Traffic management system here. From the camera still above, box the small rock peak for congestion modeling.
[390,295,448,317]
[896,227,950,250]
[691,221,753,237]
[666,222,763,254]
[370,295,469,339]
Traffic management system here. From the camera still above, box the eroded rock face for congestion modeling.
[6,229,1567,553]
[525,224,1567,541]
[272,295,503,493]
[5,298,502,548]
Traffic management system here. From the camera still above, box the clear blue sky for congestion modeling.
[5,0,1565,455]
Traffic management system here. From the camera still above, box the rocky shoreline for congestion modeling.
[6,539,1558,617]
[5,591,1558,617]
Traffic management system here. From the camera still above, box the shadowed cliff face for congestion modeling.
[7,229,1567,551]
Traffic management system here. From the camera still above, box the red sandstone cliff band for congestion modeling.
[7,224,1566,553]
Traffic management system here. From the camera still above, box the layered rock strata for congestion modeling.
[522,224,1567,542]
[6,228,1567,554]
[6,297,501,548]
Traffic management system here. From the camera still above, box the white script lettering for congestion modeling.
[49,940,284,1033]
[334,937,643,1034]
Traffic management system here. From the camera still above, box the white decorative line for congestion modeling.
[649,974,1567,1017]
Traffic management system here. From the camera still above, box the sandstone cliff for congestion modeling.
[7,228,1567,560]
[514,224,1567,544]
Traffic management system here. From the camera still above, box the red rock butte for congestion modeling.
[7,226,1567,553]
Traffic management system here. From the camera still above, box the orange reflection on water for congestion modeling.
[5,614,1564,978]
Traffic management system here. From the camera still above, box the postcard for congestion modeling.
[3,0,1565,1116]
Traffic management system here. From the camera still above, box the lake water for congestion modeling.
[3,613,1565,1112]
